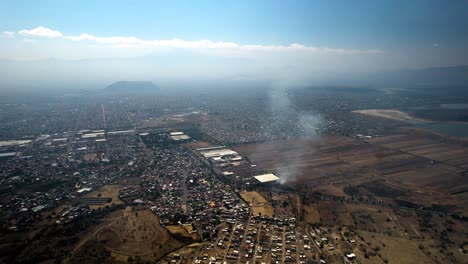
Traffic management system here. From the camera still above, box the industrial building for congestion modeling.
[169,131,191,141]
[253,173,280,184]
[0,152,17,160]
[194,146,278,189]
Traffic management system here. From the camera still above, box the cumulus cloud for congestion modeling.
[14,26,383,54]
[3,31,15,38]
[18,26,63,38]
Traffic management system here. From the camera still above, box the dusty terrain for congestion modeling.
[353,109,424,122]
[233,129,468,263]
[166,224,201,242]
[240,191,273,217]
[235,130,468,216]
[70,207,184,263]
[84,184,124,210]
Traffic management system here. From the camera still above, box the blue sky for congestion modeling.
[1,0,467,87]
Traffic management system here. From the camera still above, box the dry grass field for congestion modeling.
[166,224,201,242]
[138,112,210,129]
[352,109,425,122]
[240,191,273,217]
[302,203,320,223]
[355,230,435,264]
[234,129,468,263]
[84,184,124,209]
[186,140,214,149]
[235,130,468,216]
[304,200,468,263]
[83,153,98,161]
[71,208,184,263]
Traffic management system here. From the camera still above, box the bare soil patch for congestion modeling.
[240,191,273,217]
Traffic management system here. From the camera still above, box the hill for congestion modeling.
[370,65,468,87]
[69,208,184,263]
[104,81,159,93]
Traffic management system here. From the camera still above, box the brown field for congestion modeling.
[165,224,201,242]
[185,140,214,149]
[352,109,425,122]
[83,153,98,161]
[138,112,210,129]
[306,201,468,263]
[71,208,184,263]
[240,191,273,217]
[302,203,320,223]
[235,130,468,216]
[316,200,354,226]
[139,117,186,127]
[84,184,124,209]
[355,230,435,264]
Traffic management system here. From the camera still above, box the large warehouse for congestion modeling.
[253,173,280,184]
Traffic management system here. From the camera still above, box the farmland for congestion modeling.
[233,128,468,263]
[235,129,468,216]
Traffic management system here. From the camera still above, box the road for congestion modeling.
[181,170,189,214]
[65,104,84,157]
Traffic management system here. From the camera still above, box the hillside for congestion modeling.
[104,81,159,93]
[371,65,468,87]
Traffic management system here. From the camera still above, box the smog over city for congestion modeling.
[1,1,468,264]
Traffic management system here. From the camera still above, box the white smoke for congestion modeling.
[255,82,324,184]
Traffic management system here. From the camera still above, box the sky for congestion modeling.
[1,0,467,89]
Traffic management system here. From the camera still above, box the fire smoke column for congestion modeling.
[101,104,107,129]
[267,83,323,184]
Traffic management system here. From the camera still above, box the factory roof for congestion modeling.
[77,187,93,193]
[82,132,105,138]
[0,152,17,157]
[171,135,191,140]
[107,130,135,135]
[196,146,226,151]
[0,140,32,147]
[201,149,238,158]
[52,138,68,142]
[254,173,280,183]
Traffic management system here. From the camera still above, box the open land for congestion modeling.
[84,184,124,209]
[352,109,424,122]
[240,191,273,217]
[235,130,468,215]
[70,207,184,263]
[165,224,201,242]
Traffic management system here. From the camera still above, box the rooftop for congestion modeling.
[253,173,280,183]
[0,152,17,157]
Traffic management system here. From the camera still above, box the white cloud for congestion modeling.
[13,26,383,55]
[18,26,62,38]
[433,43,440,47]
[3,31,15,38]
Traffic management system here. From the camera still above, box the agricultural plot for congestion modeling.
[235,131,468,216]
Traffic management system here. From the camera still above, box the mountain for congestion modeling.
[368,65,468,87]
[104,81,159,93]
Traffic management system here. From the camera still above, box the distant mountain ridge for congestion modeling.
[104,81,159,92]
[370,65,468,87]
